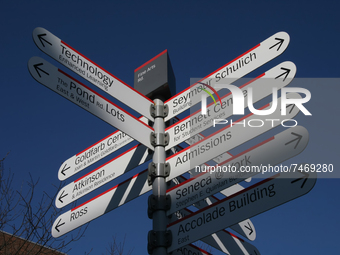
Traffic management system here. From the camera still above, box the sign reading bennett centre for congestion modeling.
[32,27,155,121]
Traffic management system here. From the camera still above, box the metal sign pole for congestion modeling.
[147,99,171,255]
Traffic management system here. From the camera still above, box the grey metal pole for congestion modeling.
[147,98,171,255]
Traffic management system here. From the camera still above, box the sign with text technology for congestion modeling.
[28,57,154,150]
[167,126,309,215]
[164,31,290,121]
[32,27,155,121]
[167,170,317,252]
[165,61,296,149]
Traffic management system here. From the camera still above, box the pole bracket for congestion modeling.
[148,162,170,185]
[150,103,169,118]
[150,132,169,147]
[147,230,172,254]
[147,194,171,219]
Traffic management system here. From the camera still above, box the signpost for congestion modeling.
[165,61,296,149]
[164,31,290,121]
[167,169,317,252]
[32,27,155,121]
[28,28,315,255]
[28,57,154,150]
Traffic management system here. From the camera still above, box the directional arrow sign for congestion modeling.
[164,31,290,121]
[167,169,317,252]
[165,61,296,149]
[165,93,301,183]
[172,207,260,255]
[51,94,300,237]
[32,27,154,121]
[58,116,148,181]
[172,244,212,255]
[166,126,309,215]
[173,174,257,242]
[56,143,151,208]
[28,57,154,150]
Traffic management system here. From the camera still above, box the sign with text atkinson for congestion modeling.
[165,61,296,149]
[58,116,148,181]
[167,126,309,215]
[164,31,290,121]
[167,169,317,252]
[28,57,154,150]
[32,27,154,121]
[55,144,151,208]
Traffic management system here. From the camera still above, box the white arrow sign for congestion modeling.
[172,244,212,255]
[165,93,301,183]
[32,27,154,121]
[167,125,309,215]
[28,57,154,150]
[164,31,290,121]
[165,61,296,149]
[51,94,301,237]
[173,208,260,255]
[56,143,151,208]
[58,116,148,181]
[167,169,317,252]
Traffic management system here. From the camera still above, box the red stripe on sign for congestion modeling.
[74,144,142,183]
[223,230,245,242]
[61,41,154,103]
[166,106,271,161]
[71,168,149,212]
[134,49,168,72]
[164,44,260,104]
[167,173,280,227]
[165,71,265,132]
[58,69,154,131]
[76,130,121,156]
[188,244,213,255]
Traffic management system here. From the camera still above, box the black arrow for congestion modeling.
[33,63,49,78]
[55,219,65,233]
[275,67,291,82]
[37,33,52,47]
[285,104,295,114]
[58,190,68,204]
[285,132,302,149]
[269,37,284,51]
[244,222,254,236]
[61,164,70,176]
[291,171,309,188]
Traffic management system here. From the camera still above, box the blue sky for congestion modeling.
[1,1,339,254]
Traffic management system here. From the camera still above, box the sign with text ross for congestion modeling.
[167,169,317,252]
[28,57,154,150]
[32,27,154,120]
[164,31,290,121]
